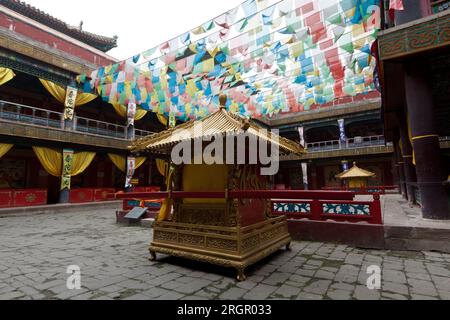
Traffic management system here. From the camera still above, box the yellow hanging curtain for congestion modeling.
[0,67,15,86]
[0,144,13,159]
[71,152,96,176]
[135,157,147,170]
[39,79,66,104]
[108,153,126,172]
[107,153,146,172]
[157,164,176,222]
[157,114,168,126]
[75,93,97,107]
[111,103,147,121]
[156,159,168,177]
[39,79,97,107]
[32,146,62,177]
[33,147,95,177]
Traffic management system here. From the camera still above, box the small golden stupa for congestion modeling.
[336,162,376,189]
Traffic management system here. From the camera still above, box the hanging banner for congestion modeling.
[389,0,404,10]
[338,119,346,145]
[127,102,136,126]
[301,162,308,190]
[169,112,176,128]
[298,126,305,147]
[61,149,74,190]
[342,160,349,172]
[125,156,136,188]
[64,86,78,120]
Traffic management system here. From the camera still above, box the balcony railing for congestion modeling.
[0,100,64,129]
[384,0,449,29]
[306,135,387,152]
[431,0,450,14]
[74,116,127,139]
[0,100,154,140]
[135,129,154,139]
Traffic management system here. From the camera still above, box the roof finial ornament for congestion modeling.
[353,161,357,166]
[219,94,227,110]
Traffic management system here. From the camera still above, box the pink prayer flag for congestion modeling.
[389,0,404,10]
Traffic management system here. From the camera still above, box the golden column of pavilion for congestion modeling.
[336,162,376,189]
[128,94,305,280]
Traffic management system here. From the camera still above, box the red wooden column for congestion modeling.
[404,64,449,219]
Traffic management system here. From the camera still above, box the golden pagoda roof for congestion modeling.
[336,162,376,179]
[130,97,305,157]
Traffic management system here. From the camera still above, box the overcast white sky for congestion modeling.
[24,0,244,60]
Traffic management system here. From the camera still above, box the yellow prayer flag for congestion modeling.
[271,17,283,29]
[189,43,198,53]
[207,47,219,58]
[187,80,198,96]
[202,58,215,73]
[125,82,132,97]
[290,42,304,58]
[352,23,365,38]
[192,26,204,35]
[344,7,356,19]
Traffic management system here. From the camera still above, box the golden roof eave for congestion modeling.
[336,163,376,179]
[129,108,305,157]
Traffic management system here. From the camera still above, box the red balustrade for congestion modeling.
[94,188,116,202]
[69,189,94,204]
[321,186,397,195]
[271,195,382,225]
[115,190,382,224]
[115,190,356,201]
[71,187,162,204]
[0,189,13,208]
[0,189,47,208]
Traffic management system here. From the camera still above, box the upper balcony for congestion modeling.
[430,1,450,14]
[282,134,450,162]
[306,135,387,152]
[379,0,450,61]
[0,100,154,149]
[281,135,393,161]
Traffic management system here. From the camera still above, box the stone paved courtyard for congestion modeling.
[0,209,450,300]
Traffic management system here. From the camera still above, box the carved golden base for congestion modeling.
[149,217,292,281]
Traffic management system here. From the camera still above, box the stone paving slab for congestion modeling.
[0,209,449,300]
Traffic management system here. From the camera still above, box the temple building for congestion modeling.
[378,0,450,219]
[273,90,394,191]
[1,0,448,221]
[0,0,165,207]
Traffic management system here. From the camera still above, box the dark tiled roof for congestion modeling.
[0,0,118,52]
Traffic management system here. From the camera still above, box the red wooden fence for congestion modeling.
[0,189,47,208]
[116,190,383,225]
[321,185,397,195]
[271,195,382,225]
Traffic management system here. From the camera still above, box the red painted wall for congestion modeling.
[0,12,114,67]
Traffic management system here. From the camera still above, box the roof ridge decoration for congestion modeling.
[0,0,118,52]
